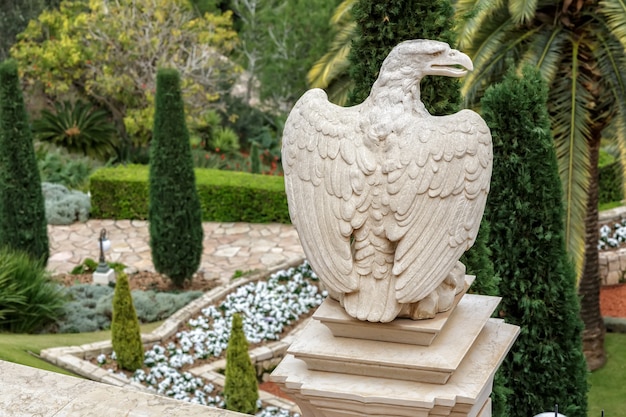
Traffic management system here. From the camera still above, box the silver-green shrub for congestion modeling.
[42,182,91,224]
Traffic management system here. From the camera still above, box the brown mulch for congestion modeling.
[52,270,221,293]
[600,283,626,318]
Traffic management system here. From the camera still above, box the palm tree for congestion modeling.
[454,0,626,370]
[306,0,356,105]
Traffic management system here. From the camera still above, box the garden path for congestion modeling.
[47,220,305,285]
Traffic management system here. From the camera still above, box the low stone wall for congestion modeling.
[0,360,247,417]
[599,205,626,286]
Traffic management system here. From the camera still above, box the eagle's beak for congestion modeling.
[428,49,474,78]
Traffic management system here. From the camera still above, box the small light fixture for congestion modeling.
[96,228,111,273]
[93,228,115,285]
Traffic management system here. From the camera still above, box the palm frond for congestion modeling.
[549,38,593,278]
[520,26,566,84]
[508,0,539,24]
[455,0,503,49]
[331,0,356,25]
[599,0,626,50]
[307,23,355,89]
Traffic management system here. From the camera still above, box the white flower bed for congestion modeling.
[599,221,626,250]
[98,261,324,417]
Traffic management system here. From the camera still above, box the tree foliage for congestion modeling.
[481,65,588,417]
[149,68,203,286]
[111,272,144,372]
[11,0,240,148]
[0,0,48,61]
[348,0,461,115]
[231,0,338,111]
[224,313,258,414]
[0,59,49,263]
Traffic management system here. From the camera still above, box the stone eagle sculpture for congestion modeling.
[282,39,492,323]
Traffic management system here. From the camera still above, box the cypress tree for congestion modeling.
[111,272,144,371]
[149,68,203,287]
[224,313,258,414]
[481,65,588,417]
[0,60,49,263]
[347,0,461,115]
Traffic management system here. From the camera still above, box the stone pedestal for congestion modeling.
[270,276,519,417]
[92,269,116,286]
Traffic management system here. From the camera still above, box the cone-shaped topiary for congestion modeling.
[111,272,144,372]
[149,68,203,287]
[481,65,588,417]
[347,0,461,115]
[0,59,49,263]
[224,313,258,415]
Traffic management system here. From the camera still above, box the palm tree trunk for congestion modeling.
[579,133,606,371]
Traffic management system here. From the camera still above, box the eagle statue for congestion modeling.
[282,39,492,323]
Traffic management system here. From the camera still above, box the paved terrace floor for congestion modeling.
[47,220,305,283]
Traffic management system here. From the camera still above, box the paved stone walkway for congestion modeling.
[47,220,305,282]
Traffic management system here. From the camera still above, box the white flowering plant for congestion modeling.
[598,221,626,250]
[99,261,322,417]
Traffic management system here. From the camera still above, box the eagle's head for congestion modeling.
[377,40,473,87]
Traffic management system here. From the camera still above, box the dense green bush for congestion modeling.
[52,284,202,333]
[0,60,49,263]
[37,145,98,190]
[111,272,144,371]
[0,247,66,333]
[90,165,290,223]
[149,68,204,286]
[481,66,588,417]
[224,313,258,415]
[599,159,623,205]
[42,182,91,225]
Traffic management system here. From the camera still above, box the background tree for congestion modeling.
[224,313,258,414]
[0,0,48,61]
[454,0,626,369]
[482,65,588,417]
[11,0,239,155]
[149,68,203,287]
[0,60,49,263]
[111,272,144,372]
[348,0,461,114]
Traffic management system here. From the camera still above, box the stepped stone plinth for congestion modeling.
[271,275,519,417]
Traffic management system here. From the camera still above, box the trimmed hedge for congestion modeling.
[90,165,290,223]
[599,160,623,205]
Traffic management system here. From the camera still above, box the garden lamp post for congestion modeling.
[96,228,111,273]
[93,228,116,285]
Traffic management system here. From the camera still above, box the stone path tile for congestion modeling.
[47,220,305,284]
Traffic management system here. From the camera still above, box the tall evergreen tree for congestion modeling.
[111,272,144,372]
[224,313,259,415]
[149,68,203,287]
[0,60,49,263]
[481,65,588,417]
[347,0,460,115]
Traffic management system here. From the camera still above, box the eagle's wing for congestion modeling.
[282,89,369,294]
[386,109,492,303]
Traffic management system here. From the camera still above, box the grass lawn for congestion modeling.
[0,321,162,377]
[588,332,626,416]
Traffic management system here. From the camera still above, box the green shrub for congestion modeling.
[0,247,66,333]
[37,145,97,190]
[96,289,202,323]
[0,59,49,263]
[224,313,258,414]
[42,182,91,225]
[111,272,144,371]
[599,160,623,205]
[90,165,290,223]
[32,99,118,160]
[149,68,204,286]
[481,66,588,417]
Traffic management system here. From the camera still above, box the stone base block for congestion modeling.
[93,269,116,286]
[272,319,519,417]
[313,276,475,346]
[290,294,500,384]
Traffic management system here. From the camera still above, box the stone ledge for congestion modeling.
[0,360,247,417]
